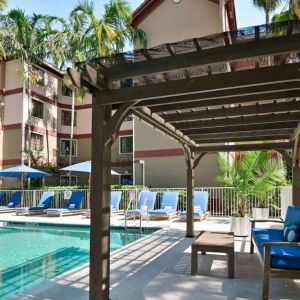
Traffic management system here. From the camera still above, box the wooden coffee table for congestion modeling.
[191,231,235,278]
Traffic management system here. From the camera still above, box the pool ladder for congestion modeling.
[124,192,144,237]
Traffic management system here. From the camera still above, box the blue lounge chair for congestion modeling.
[180,191,209,220]
[149,191,179,219]
[15,191,55,215]
[251,205,300,299]
[126,191,157,218]
[0,191,21,213]
[85,191,123,217]
[46,191,84,217]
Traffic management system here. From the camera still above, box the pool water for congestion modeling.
[0,222,156,300]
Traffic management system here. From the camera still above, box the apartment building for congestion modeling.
[0,60,133,186]
[0,0,237,188]
[132,0,237,187]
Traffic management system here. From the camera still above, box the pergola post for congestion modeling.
[90,91,112,300]
[186,151,195,238]
[292,138,300,206]
[183,145,206,237]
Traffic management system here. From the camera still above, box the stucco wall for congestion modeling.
[137,0,222,48]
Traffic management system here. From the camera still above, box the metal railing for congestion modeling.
[0,186,285,217]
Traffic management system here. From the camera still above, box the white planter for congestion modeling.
[252,207,269,220]
[230,216,250,237]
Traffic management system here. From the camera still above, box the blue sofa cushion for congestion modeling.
[252,228,300,270]
[283,224,300,242]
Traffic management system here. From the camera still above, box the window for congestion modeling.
[31,100,44,119]
[124,114,133,122]
[61,110,77,127]
[60,175,77,186]
[119,136,133,154]
[31,133,44,151]
[62,85,73,97]
[120,175,133,185]
[32,66,45,86]
[60,139,77,157]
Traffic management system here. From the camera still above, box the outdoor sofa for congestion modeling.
[180,191,209,220]
[46,191,84,217]
[126,191,157,218]
[0,191,21,213]
[85,191,123,217]
[149,191,179,220]
[0,191,5,203]
[15,191,55,215]
[251,205,300,299]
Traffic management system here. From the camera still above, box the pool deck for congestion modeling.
[1,213,300,300]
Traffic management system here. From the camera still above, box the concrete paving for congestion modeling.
[1,213,299,300]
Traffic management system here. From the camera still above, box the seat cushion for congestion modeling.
[252,228,300,270]
[149,209,176,215]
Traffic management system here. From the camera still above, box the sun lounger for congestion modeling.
[126,191,157,218]
[46,191,84,217]
[0,191,21,213]
[149,191,179,220]
[180,191,209,220]
[85,191,123,217]
[15,191,55,215]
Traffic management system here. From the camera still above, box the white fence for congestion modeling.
[0,186,290,217]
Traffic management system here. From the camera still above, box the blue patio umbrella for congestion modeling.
[0,165,51,178]
[60,161,120,175]
[0,165,51,205]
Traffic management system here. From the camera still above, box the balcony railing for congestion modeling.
[0,187,288,218]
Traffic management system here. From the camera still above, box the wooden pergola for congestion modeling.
[68,21,300,300]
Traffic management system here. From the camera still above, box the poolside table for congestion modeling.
[191,231,234,278]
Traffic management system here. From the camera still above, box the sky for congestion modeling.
[3,0,286,29]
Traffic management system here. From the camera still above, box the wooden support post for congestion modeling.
[184,145,207,238]
[186,152,195,238]
[90,91,112,300]
[292,137,300,206]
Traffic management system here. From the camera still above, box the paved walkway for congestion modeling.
[1,214,299,300]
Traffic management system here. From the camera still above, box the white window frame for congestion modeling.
[119,135,133,154]
[30,132,44,151]
[60,138,78,157]
[60,175,78,186]
[61,109,77,127]
[31,98,44,120]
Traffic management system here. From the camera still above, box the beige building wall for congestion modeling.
[133,0,225,187]
[136,0,223,48]
[134,120,220,187]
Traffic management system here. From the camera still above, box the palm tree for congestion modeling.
[0,9,58,167]
[217,151,286,216]
[272,0,300,21]
[0,0,7,11]
[253,0,283,24]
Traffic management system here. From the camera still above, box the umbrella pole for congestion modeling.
[88,174,91,209]
[21,173,24,207]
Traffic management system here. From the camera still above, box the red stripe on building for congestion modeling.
[111,161,133,167]
[0,123,22,130]
[135,148,184,158]
[0,159,22,166]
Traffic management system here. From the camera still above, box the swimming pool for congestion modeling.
[0,221,157,300]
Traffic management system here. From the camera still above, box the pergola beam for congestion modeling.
[195,142,293,152]
[104,32,300,81]
[175,111,300,130]
[195,135,290,144]
[99,64,300,105]
[150,88,300,113]
[191,129,294,141]
[184,121,298,136]
[164,100,300,122]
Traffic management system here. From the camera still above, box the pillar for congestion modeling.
[90,91,112,300]
[292,164,300,206]
[186,157,195,237]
